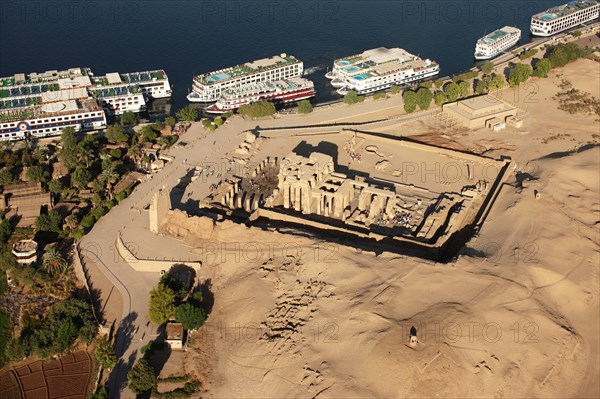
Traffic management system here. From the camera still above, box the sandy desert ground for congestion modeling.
[174,59,600,399]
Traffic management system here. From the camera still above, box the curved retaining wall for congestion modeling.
[116,233,201,272]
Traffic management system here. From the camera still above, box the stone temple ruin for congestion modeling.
[194,132,512,260]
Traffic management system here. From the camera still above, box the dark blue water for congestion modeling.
[0,0,555,113]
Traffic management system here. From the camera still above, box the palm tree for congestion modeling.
[42,247,68,276]
[99,166,119,196]
[76,144,94,168]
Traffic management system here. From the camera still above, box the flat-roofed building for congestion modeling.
[442,95,519,130]
[165,322,185,350]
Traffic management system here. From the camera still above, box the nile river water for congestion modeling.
[0,0,557,112]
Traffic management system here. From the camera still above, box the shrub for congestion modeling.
[373,92,386,100]
[420,81,433,89]
[201,119,212,128]
[71,228,85,239]
[238,101,276,118]
[214,117,223,126]
[115,191,128,202]
[519,48,539,60]
[91,207,106,221]
[81,215,96,229]
[344,90,360,105]
[111,148,122,159]
[208,124,217,132]
[390,85,401,95]
[297,99,313,113]
[573,30,582,37]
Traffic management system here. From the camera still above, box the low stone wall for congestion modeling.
[115,233,201,272]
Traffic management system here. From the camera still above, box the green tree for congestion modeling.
[0,168,13,186]
[344,90,360,105]
[415,88,433,110]
[26,165,46,182]
[457,81,470,98]
[297,99,313,114]
[402,90,417,113]
[518,48,539,60]
[533,58,552,78]
[434,91,446,107]
[27,298,97,357]
[390,85,402,94]
[488,74,505,91]
[444,82,460,102]
[105,124,129,144]
[175,302,206,330]
[120,111,139,126]
[56,321,78,351]
[99,166,119,194]
[0,216,13,244]
[176,106,199,122]
[48,180,64,194]
[509,63,533,86]
[42,247,68,275]
[549,42,581,68]
[32,146,48,163]
[59,127,79,170]
[35,210,62,233]
[148,285,176,325]
[164,116,176,127]
[95,337,117,369]
[71,166,92,189]
[91,386,109,399]
[475,79,488,95]
[481,61,494,75]
[76,143,95,168]
[127,358,156,394]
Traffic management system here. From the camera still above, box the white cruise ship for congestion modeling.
[475,26,522,60]
[530,1,599,36]
[0,67,172,141]
[0,86,106,141]
[187,53,303,103]
[325,47,440,96]
[205,77,315,114]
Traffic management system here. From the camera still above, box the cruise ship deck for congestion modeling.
[196,54,301,85]
[532,0,598,22]
[333,47,435,79]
